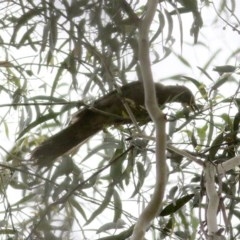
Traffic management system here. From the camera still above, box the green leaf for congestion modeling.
[159,46,172,62]
[49,14,59,53]
[191,130,198,148]
[113,190,122,222]
[161,217,174,237]
[160,194,195,216]
[50,55,69,97]
[168,186,178,199]
[150,10,165,44]
[122,149,135,186]
[86,185,114,225]
[97,220,125,234]
[211,73,234,92]
[17,112,59,139]
[196,123,208,144]
[177,54,191,68]
[81,142,120,163]
[232,209,240,219]
[3,121,9,139]
[164,9,173,44]
[182,76,208,101]
[197,66,214,81]
[208,132,224,160]
[202,49,221,71]
[17,25,36,48]
[11,8,44,43]
[221,113,232,130]
[131,162,146,198]
[226,48,240,63]
[110,144,126,187]
[233,112,240,133]
[70,197,87,221]
[213,65,236,74]
[11,193,36,207]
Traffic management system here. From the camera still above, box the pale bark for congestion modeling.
[131,1,167,239]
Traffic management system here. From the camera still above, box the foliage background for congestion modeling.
[0,0,240,239]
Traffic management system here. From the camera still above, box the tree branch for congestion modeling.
[204,156,240,239]
[205,162,219,236]
[131,1,167,239]
[217,156,240,174]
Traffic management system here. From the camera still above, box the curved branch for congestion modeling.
[131,1,167,239]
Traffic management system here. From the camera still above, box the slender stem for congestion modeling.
[131,1,167,239]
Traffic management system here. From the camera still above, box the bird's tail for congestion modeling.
[31,112,102,166]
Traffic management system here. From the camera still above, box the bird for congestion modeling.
[31,81,196,167]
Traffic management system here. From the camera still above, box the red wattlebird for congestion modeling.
[31,81,196,167]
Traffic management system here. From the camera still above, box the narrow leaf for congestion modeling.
[197,66,214,81]
[17,25,36,49]
[86,185,114,225]
[11,8,43,43]
[150,10,165,43]
[70,198,87,221]
[182,76,208,100]
[131,162,146,198]
[209,132,224,160]
[160,194,194,216]
[17,112,59,139]
[164,9,173,44]
[211,73,232,92]
[113,190,122,222]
